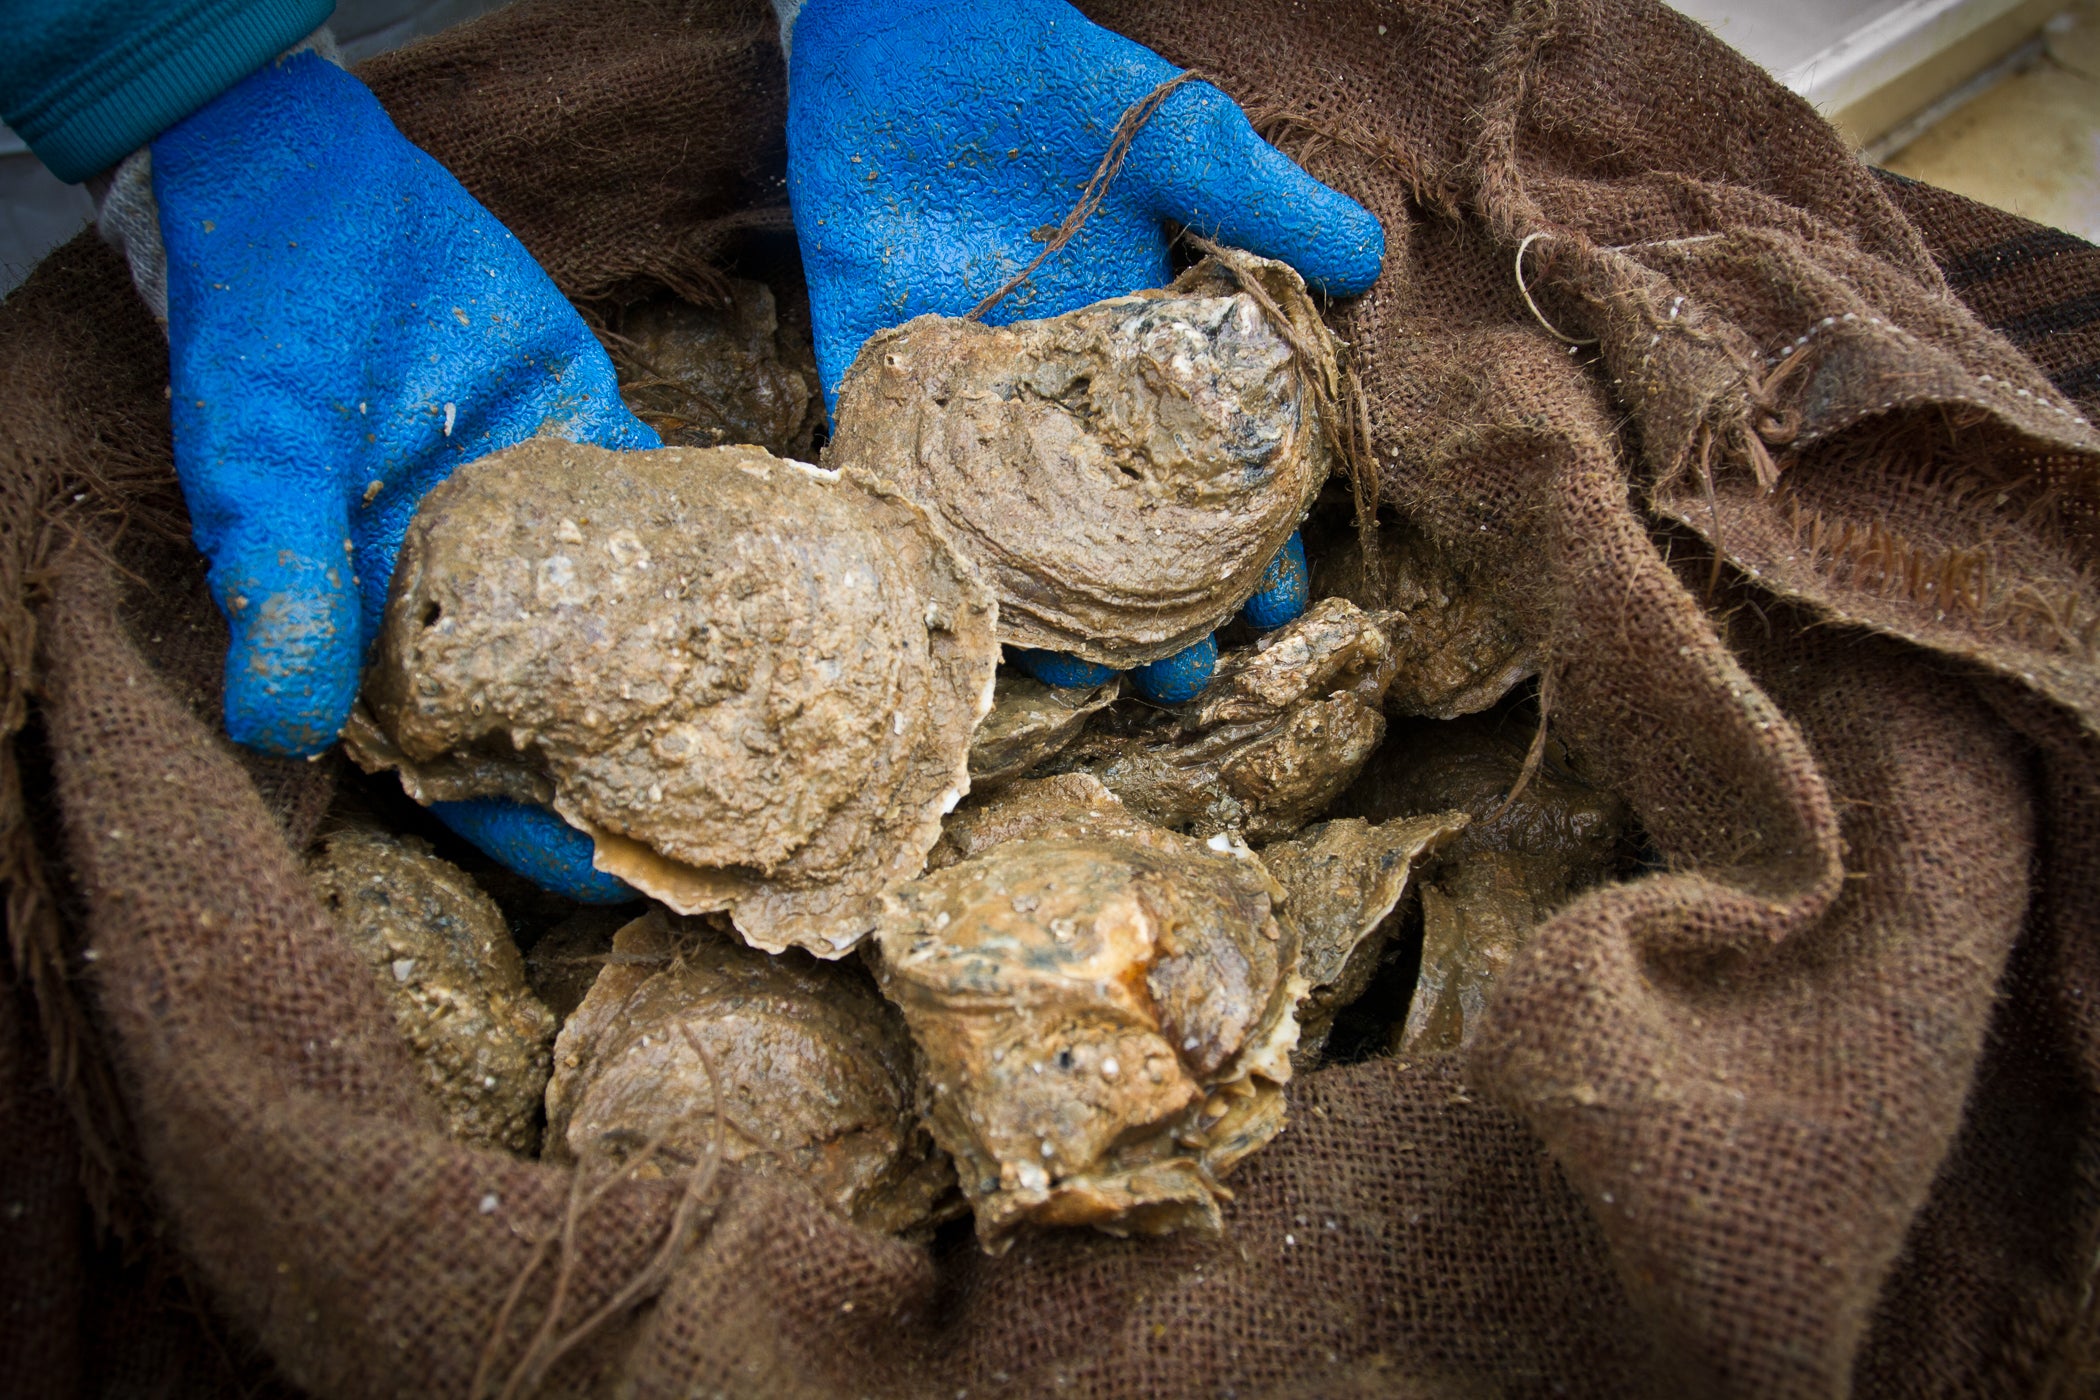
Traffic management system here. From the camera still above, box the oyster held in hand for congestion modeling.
[545,909,954,1236]
[348,440,1000,957]
[826,251,1338,669]
[873,814,1302,1250]
[309,827,556,1155]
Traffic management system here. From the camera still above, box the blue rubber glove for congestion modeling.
[784,0,1385,409]
[155,50,659,899]
[433,799,638,906]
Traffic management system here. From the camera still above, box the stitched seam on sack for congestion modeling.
[1760,311,2093,431]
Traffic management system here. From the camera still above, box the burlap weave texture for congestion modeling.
[2,1,2097,1395]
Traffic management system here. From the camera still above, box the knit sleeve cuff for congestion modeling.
[11,0,335,183]
[93,27,341,329]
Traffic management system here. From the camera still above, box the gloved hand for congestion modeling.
[784,0,1379,701]
[155,49,658,901]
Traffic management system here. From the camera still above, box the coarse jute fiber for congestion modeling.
[3,0,2097,1394]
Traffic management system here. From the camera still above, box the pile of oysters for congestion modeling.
[319,253,1635,1251]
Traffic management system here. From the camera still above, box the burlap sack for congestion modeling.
[4,0,2097,1394]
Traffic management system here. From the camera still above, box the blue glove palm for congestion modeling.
[156,51,658,900]
[786,0,1378,701]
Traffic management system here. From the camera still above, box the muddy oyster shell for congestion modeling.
[928,772,1154,872]
[349,439,1000,957]
[609,279,819,461]
[966,673,1119,789]
[1052,598,1394,841]
[1314,521,1536,720]
[1262,815,1468,1062]
[308,827,556,1155]
[873,791,1302,1249]
[826,250,1338,668]
[1344,714,1630,1055]
[546,910,954,1236]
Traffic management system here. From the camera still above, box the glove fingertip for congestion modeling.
[1296,197,1386,299]
[1014,649,1120,690]
[432,798,638,904]
[1130,634,1218,705]
[1145,90,1386,298]
[220,581,363,759]
[1242,532,1310,631]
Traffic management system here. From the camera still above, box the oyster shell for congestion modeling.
[546,909,954,1236]
[524,906,631,1022]
[609,279,818,460]
[928,772,1154,872]
[1313,521,1535,720]
[873,798,1302,1250]
[308,827,556,1155]
[1345,714,1630,1055]
[349,439,1000,957]
[966,673,1119,789]
[1052,599,1394,841]
[1263,814,1469,1062]
[826,251,1338,668]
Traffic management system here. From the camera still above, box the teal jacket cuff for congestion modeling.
[2,0,335,183]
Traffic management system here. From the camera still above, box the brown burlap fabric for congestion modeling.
[4,0,2098,1394]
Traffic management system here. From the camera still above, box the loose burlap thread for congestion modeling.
[4,0,2099,1394]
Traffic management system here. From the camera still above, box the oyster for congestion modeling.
[1263,814,1469,1062]
[826,250,1338,668]
[524,906,632,1022]
[545,910,954,1236]
[928,772,1154,872]
[966,672,1119,789]
[1313,520,1535,719]
[609,279,818,460]
[308,827,556,1155]
[873,802,1302,1250]
[1051,599,1394,840]
[349,439,1000,957]
[1345,714,1630,1054]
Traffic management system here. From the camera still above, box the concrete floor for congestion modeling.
[1882,0,2100,239]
